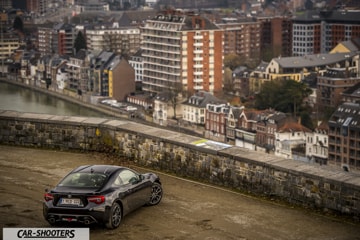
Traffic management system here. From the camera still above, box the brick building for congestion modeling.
[328,102,360,171]
[317,67,360,110]
[217,17,261,65]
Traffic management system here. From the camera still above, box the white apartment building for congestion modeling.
[140,10,223,97]
[128,49,143,82]
[85,24,141,56]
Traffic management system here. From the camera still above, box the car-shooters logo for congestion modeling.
[3,228,89,240]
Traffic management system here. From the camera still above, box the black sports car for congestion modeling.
[43,165,163,229]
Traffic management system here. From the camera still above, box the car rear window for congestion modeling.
[58,173,107,188]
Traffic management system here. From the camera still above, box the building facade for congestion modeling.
[306,121,328,165]
[317,67,360,110]
[205,103,228,142]
[85,24,141,56]
[217,17,261,65]
[257,16,292,58]
[141,10,224,97]
[292,10,360,56]
[328,102,360,171]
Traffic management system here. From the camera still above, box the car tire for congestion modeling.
[105,202,122,229]
[147,182,163,206]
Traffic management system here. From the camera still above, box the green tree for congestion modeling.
[223,53,244,71]
[73,31,87,54]
[13,16,24,33]
[255,79,312,117]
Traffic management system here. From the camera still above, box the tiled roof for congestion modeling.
[277,118,312,133]
[315,121,329,132]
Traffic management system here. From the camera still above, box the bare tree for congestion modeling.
[167,80,184,120]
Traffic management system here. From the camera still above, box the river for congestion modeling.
[0,81,107,117]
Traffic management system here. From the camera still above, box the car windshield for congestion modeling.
[58,173,107,188]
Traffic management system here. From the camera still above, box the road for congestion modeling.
[0,145,359,240]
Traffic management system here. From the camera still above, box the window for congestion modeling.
[59,173,107,188]
[118,169,138,185]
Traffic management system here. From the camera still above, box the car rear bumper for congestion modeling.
[43,204,110,225]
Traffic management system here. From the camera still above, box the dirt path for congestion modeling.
[0,145,359,240]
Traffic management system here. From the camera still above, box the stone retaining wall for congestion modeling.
[0,110,359,219]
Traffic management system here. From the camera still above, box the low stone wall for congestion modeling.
[0,110,359,220]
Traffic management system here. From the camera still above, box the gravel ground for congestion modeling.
[0,145,359,240]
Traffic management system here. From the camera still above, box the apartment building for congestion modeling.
[257,16,292,58]
[37,25,54,56]
[128,49,143,83]
[66,49,88,94]
[56,23,77,56]
[85,23,141,56]
[87,50,135,101]
[106,56,135,101]
[74,0,109,14]
[37,23,77,57]
[0,32,21,74]
[292,10,360,56]
[317,67,360,110]
[328,102,360,171]
[216,17,261,64]
[26,0,48,15]
[140,10,224,97]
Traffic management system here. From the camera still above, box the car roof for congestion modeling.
[72,165,125,176]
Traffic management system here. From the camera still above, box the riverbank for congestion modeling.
[0,77,126,119]
[0,77,204,137]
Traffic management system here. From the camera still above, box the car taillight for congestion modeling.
[87,195,105,204]
[44,193,54,202]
